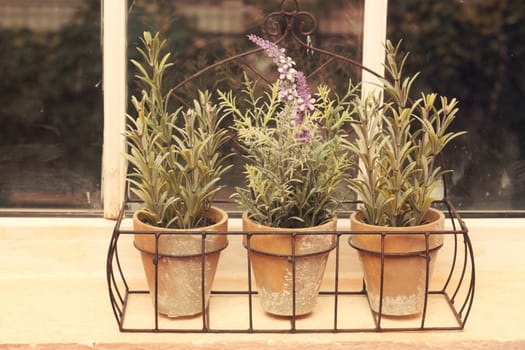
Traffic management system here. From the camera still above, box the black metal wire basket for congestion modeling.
[106,0,475,333]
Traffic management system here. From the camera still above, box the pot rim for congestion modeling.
[133,206,229,257]
[242,240,337,258]
[134,206,228,233]
[349,207,445,232]
[348,239,443,257]
[349,208,445,255]
[242,210,337,257]
[242,210,337,232]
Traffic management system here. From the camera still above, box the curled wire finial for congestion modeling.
[262,0,317,40]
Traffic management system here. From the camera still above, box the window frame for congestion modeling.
[8,1,518,218]
[102,0,128,219]
[101,0,389,219]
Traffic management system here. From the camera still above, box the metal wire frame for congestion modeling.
[106,198,475,333]
[106,0,475,333]
[169,0,381,108]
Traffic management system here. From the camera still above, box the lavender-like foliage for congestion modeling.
[219,35,355,228]
[248,34,314,140]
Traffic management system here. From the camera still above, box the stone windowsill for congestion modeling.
[0,216,524,349]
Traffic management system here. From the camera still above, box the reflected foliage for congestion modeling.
[389,0,525,209]
[127,0,364,205]
[0,2,102,207]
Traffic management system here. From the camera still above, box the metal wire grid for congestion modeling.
[106,199,475,333]
[106,0,475,333]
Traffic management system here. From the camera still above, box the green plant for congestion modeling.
[218,35,354,228]
[125,32,232,228]
[347,40,466,227]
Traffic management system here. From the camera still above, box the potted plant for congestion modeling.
[346,40,466,316]
[125,32,232,318]
[218,35,354,316]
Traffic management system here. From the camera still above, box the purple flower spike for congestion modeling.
[247,34,289,67]
[297,129,312,143]
[248,34,314,142]
[295,72,314,114]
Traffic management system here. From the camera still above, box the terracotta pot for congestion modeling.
[133,207,228,318]
[242,212,337,316]
[349,208,445,316]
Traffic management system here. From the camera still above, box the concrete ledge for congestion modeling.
[0,217,524,348]
[1,341,525,350]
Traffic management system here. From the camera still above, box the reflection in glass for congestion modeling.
[388,0,525,210]
[0,1,102,209]
[127,0,364,208]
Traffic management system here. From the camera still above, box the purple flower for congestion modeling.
[297,129,312,143]
[294,71,315,126]
[247,34,290,68]
[248,34,314,141]
[295,72,314,114]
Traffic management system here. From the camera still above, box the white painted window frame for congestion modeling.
[102,0,128,219]
[100,0,388,219]
[361,0,388,97]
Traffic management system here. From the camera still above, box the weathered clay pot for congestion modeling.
[349,208,445,316]
[133,207,228,318]
[242,212,337,316]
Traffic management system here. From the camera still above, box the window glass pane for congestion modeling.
[0,0,102,209]
[127,0,364,208]
[388,1,525,211]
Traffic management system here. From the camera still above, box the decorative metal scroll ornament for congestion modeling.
[263,0,317,42]
[170,0,379,104]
